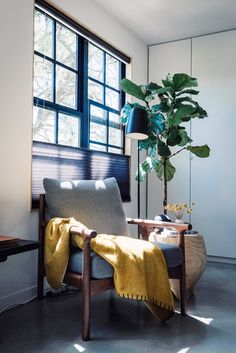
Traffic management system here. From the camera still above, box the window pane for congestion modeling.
[106,88,119,110]
[58,113,80,147]
[90,105,106,120]
[108,147,122,154]
[90,105,106,143]
[33,106,55,143]
[34,55,53,101]
[56,23,77,69]
[34,10,53,58]
[88,43,104,82]
[109,112,120,124]
[109,127,122,147]
[90,143,106,152]
[90,122,107,144]
[106,54,119,89]
[56,65,76,108]
[88,79,103,104]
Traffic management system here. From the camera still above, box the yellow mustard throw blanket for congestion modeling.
[45,217,174,321]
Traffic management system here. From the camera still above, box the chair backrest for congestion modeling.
[43,177,129,236]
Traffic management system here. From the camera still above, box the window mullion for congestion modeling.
[52,19,56,106]
[104,53,108,150]
[82,40,89,148]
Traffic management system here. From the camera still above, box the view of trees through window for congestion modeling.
[33,7,125,153]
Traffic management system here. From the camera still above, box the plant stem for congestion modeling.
[163,158,167,214]
[168,146,187,159]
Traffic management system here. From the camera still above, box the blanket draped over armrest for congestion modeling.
[45,217,174,321]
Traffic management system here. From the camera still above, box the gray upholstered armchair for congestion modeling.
[37,177,191,340]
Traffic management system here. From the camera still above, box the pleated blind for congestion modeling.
[32,141,131,209]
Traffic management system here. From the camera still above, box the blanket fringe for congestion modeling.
[116,291,174,312]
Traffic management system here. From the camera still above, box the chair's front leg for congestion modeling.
[82,237,91,341]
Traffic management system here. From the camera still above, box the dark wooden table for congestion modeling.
[0,239,40,263]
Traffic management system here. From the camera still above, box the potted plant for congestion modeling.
[120,73,210,214]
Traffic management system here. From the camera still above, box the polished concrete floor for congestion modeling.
[0,262,236,353]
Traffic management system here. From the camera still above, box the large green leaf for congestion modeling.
[155,161,163,180]
[155,87,173,95]
[181,106,208,121]
[171,104,202,124]
[139,136,157,151]
[157,140,171,157]
[167,127,182,146]
[120,78,146,101]
[151,113,165,134]
[154,158,176,181]
[147,82,162,92]
[172,73,198,91]
[174,96,199,108]
[120,102,132,124]
[165,159,176,181]
[178,129,192,146]
[195,106,208,119]
[167,114,182,127]
[135,156,159,181]
[175,89,199,97]
[151,102,170,114]
[187,144,210,158]
[135,164,147,182]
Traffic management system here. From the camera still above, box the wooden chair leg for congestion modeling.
[37,247,44,299]
[82,237,91,341]
[179,267,187,315]
[82,279,90,341]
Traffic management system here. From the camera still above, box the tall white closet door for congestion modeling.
[192,31,236,258]
[148,40,191,218]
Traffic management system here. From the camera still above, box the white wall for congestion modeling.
[148,31,236,260]
[191,31,236,259]
[0,0,147,309]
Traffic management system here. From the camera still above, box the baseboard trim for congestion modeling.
[0,285,37,312]
[207,255,236,265]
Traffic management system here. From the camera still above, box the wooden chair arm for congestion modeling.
[70,225,97,240]
[127,217,192,244]
[127,217,192,233]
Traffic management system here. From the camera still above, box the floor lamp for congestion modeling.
[125,107,149,236]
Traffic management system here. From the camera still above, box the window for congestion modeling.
[88,43,124,153]
[32,1,131,207]
[33,7,125,152]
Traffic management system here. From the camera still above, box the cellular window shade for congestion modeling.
[32,141,131,209]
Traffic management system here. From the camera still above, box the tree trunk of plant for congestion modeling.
[163,158,168,214]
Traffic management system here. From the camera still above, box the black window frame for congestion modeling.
[32,1,131,208]
[33,5,126,153]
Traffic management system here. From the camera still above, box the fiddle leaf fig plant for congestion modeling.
[120,73,210,213]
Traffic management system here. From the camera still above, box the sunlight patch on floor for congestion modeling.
[74,343,86,352]
[189,314,213,325]
[177,348,190,353]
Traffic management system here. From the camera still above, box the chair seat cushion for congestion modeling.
[151,241,183,268]
[68,249,114,279]
[67,241,182,279]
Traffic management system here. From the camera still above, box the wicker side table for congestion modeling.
[149,232,207,299]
